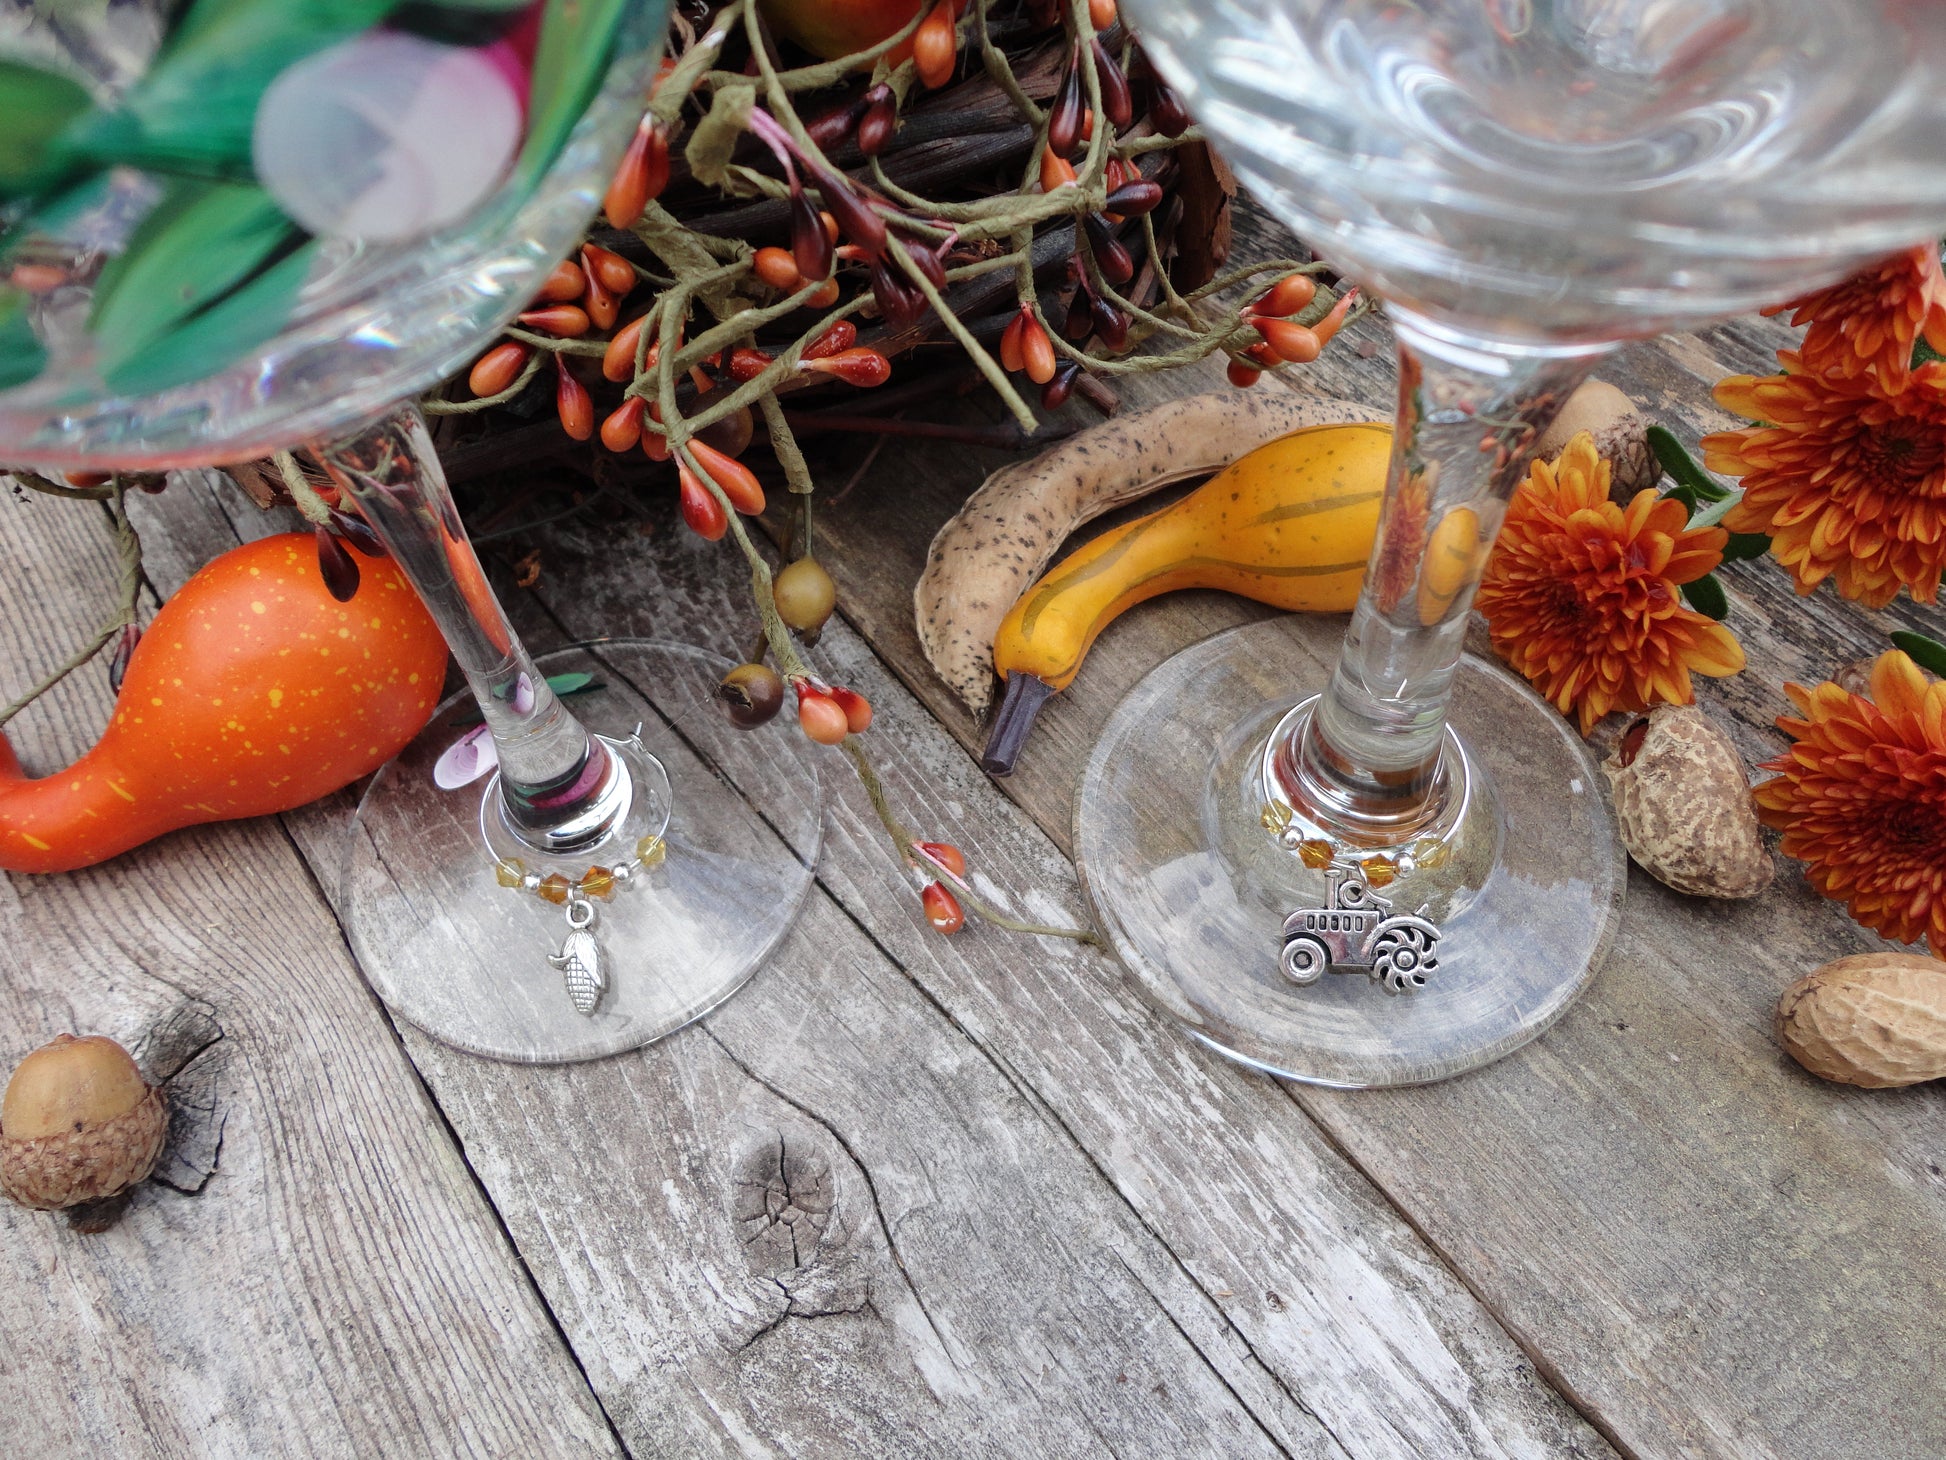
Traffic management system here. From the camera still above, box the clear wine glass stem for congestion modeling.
[315,404,629,853]
[1273,311,1610,840]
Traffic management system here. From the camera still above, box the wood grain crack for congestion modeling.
[702,1026,957,1369]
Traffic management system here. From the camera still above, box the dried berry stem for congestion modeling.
[0,480,142,731]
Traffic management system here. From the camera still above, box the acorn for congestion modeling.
[1533,379,1657,502]
[1,1034,167,1212]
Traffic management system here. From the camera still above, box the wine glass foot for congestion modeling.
[1074,616,1624,1088]
[343,639,823,1063]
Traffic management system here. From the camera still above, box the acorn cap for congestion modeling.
[1,1083,167,1209]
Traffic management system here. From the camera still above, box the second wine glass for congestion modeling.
[1085,0,1946,1086]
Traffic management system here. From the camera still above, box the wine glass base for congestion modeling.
[343,640,822,1063]
[1074,617,1624,1088]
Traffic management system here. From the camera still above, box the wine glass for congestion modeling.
[0,0,824,1063]
[1084,0,1946,1086]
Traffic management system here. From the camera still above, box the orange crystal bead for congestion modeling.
[537,873,572,904]
[579,867,616,899]
[1360,856,1397,888]
[1297,839,1334,869]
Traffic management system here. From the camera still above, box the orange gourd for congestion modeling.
[0,534,448,874]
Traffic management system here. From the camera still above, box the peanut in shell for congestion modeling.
[1776,954,1946,1089]
[1601,703,1771,899]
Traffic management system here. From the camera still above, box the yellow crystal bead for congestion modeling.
[1360,855,1397,888]
[579,867,616,900]
[1412,837,1451,870]
[1260,800,1294,833]
[635,834,667,869]
[1297,838,1334,869]
[493,857,526,888]
[537,873,572,905]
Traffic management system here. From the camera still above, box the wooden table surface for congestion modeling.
[5,214,1944,1459]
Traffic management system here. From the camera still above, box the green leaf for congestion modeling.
[1681,574,1729,621]
[0,59,94,198]
[1719,531,1771,562]
[89,179,303,361]
[99,237,315,396]
[1914,337,1946,370]
[1647,425,1731,503]
[0,289,47,391]
[58,0,396,178]
[1890,630,1946,678]
[513,0,643,191]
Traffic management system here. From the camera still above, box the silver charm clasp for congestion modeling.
[1279,867,1441,996]
[548,890,608,1016]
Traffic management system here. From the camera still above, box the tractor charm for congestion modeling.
[1280,867,1442,996]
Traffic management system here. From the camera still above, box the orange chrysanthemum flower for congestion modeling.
[1476,434,1745,734]
[1702,353,1946,609]
[1763,244,1946,391]
[1756,651,1946,958]
[1372,462,1432,614]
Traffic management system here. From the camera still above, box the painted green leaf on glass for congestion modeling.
[59,0,396,178]
[99,238,315,396]
[88,179,302,352]
[513,0,635,190]
[0,59,94,198]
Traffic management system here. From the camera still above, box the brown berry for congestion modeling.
[718,662,786,728]
[773,557,837,633]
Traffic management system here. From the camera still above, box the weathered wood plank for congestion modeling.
[0,488,622,1459]
[132,469,1614,1457]
[497,512,1616,1457]
[810,199,1946,1459]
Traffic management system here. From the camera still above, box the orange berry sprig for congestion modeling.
[1000,304,1058,386]
[909,839,968,935]
[921,880,966,934]
[791,676,873,746]
[1226,275,1357,387]
[604,115,671,229]
[914,0,960,89]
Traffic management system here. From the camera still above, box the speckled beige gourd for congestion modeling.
[1601,703,1772,899]
[1776,954,1946,1089]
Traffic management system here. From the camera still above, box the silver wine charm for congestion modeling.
[549,891,608,1016]
[1279,866,1441,996]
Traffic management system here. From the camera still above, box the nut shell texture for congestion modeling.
[1601,704,1772,899]
[0,1083,167,1209]
[1776,954,1946,1088]
[1534,379,1657,502]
